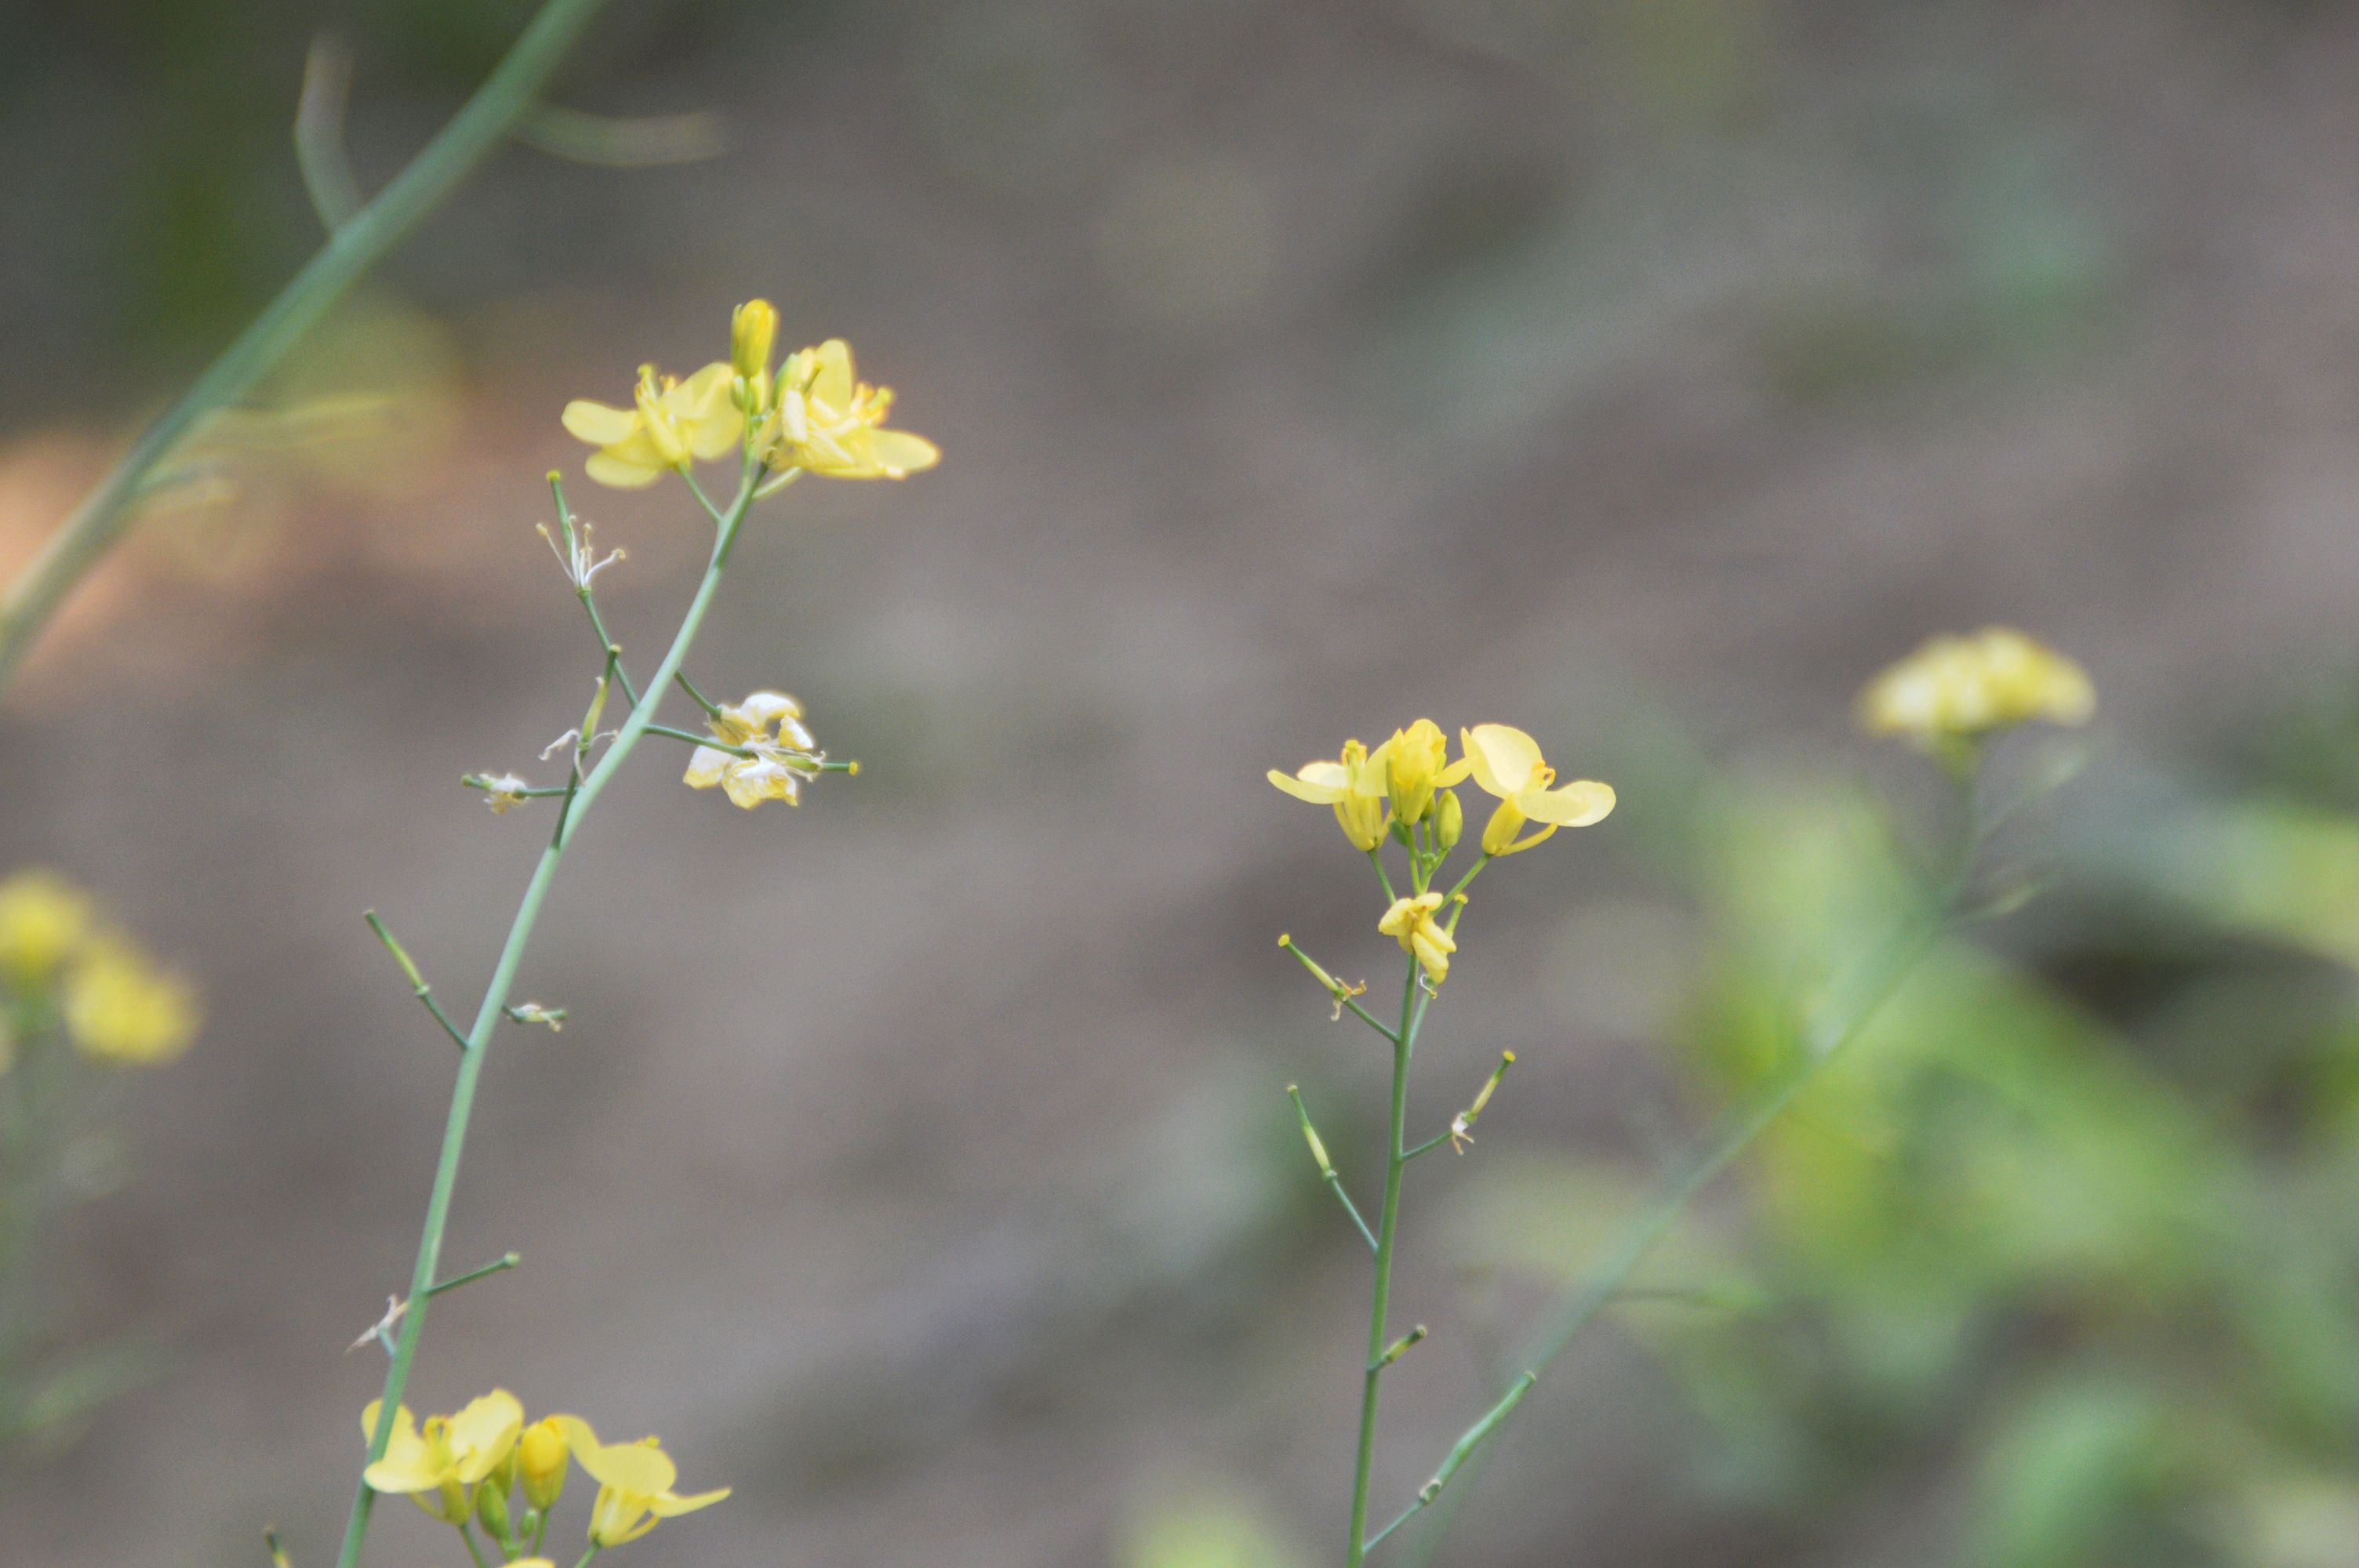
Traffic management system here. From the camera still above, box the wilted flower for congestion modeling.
[0,869,91,987]
[64,940,198,1065]
[760,339,940,481]
[1378,892,1456,984]
[1459,724,1616,857]
[1859,626,2095,749]
[361,1389,525,1524]
[1269,738,1393,851]
[552,1415,729,1548]
[563,362,743,489]
[683,691,826,809]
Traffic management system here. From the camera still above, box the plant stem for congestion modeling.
[1346,952,1422,1567]
[0,0,614,693]
[333,476,755,1568]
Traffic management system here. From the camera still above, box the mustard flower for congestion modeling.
[64,940,198,1065]
[1269,737,1393,851]
[0,869,91,988]
[563,362,743,490]
[360,1389,525,1524]
[551,1415,729,1548]
[1382,718,1472,826]
[1859,626,2095,748]
[760,339,940,480]
[684,690,825,809]
[1378,892,1456,984]
[731,297,779,405]
[1459,724,1616,857]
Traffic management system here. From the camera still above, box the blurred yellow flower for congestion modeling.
[518,1415,570,1511]
[552,1414,729,1548]
[0,869,92,987]
[64,941,198,1065]
[1379,891,1456,983]
[761,339,940,480]
[1460,724,1616,858]
[1382,718,1471,826]
[1269,737,1392,851]
[1859,626,2095,748]
[684,690,823,809]
[361,1389,524,1524]
[563,362,743,489]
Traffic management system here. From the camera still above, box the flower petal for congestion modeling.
[860,428,940,478]
[562,400,638,445]
[585,451,666,490]
[1269,762,1350,804]
[1518,779,1615,827]
[1460,724,1543,799]
[650,1485,731,1517]
[683,746,732,789]
[809,339,854,410]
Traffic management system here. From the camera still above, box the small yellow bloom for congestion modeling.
[761,339,940,480]
[1381,719,1472,826]
[563,361,743,489]
[0,869,92,987]
[1269,738,1392,851]
[1378,892,1456,984]
[683,690,826,809]
[518,1416,570,1511]
[1459,724,1616,857]
[63,941,198,1066]
[552,1414,729,1548]
[1859,626,2095,748]
[360,1389,525,1524]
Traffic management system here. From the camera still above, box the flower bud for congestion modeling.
[732,299,779,383]
[1433,789,1463,851]
[518,1417,569,1512]
[474,1468,513,1539]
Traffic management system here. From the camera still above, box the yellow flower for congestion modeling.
[683,690,825,809]
[1859,626,2095,748]
[1378,892,1456,984]
[518,1416,570,1511]
[761,339,940,480]
[360,1390,525,1525]
[0,869,92,988]
[1459,724,1616,857]
[552,1415,729,1548]
[1269,738,1392,851]
[63,941,198,1065]
[1381,719,1472,826]
[563,361,743,489]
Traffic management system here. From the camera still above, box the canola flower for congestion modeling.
[0,869,91,986]
[62,940,200,1065]
[682,689,830,809]
[360,1389,524,1525]
[1377,891,1456,984]
[760,338,941,481]
[0,868,198,1069]
[1268,737,1394,851]
[1459,724,1616,857]
[562,363,743,490]
[553,1414,729,1548]
[1859,626,2094,751]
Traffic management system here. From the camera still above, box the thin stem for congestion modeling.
[456,1523,490,1568]
[423,1251,521,1298]
[673,670,726,720]
[0,0,614,692]
[1345,953,1422,1568]
[1368,848,1398,904]
[647,723,740,754]
[1362,1374,1532,1551]
[572,1548,599,1568]
[1290,1085,1379,1253]
[1401,1131,1452,1163]
[578,590,639,706]
[333,478,756,1568]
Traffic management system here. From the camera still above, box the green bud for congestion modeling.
[1433,789,1463,851]
[474,1473,512,1541]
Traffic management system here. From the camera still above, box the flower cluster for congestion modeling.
[683,689,835,809]
[1270,720,1613,985]
[562,299,940,489]
[0,868,198,1069]
[361,1390,726,1559]
[1859,626,2094,755]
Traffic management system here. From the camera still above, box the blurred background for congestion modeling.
[8,1,2359,1565]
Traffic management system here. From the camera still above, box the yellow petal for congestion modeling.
[585,451,666,490]
[649,1485,730,1517]
[361,1400,417,1448]
[362,1452,443,1494]
[1517,779,1615,827]
[721,757,800,809]
[448,1388,525,1481]
[1270,763,1350,804]
[554,1417,680,1494]
[809,339,854,410]
[683,746,732,789]
[674,362,746,459]
[1437,756,1474,787]
[860,428,940,478]
[562,399,638,445]
[1460,724,1543,799]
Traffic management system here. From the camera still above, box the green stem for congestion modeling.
[333,478,754,1568]
[0,0,614,693]
[456,1523,491,1568]
[1346,952,1421,1568]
